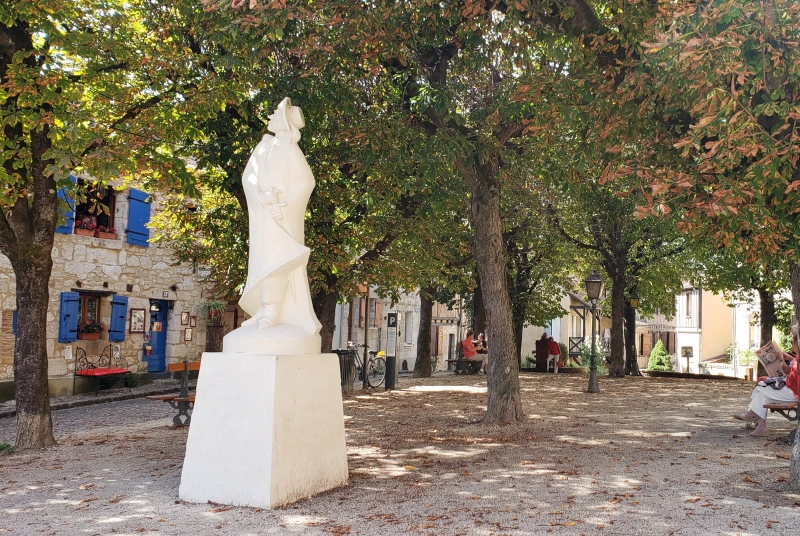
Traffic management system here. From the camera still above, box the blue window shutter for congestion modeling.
[12,311,17,335]
[126,189,151,247]
[55,174,77,234]
[58,292,80,343]
[108,295,128,342]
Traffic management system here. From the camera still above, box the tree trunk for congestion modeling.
[12,253,56,450]
[787,261,800,490]
[624,300,640,375]
[514,316,524,368]
[473,279,486,336]
[313,286,339,353]
[606,271,626,377]
[413,286,436,378]
[469,164,522,423]
[757,286,776,346]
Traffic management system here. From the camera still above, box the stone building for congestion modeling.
[0,179,210,402]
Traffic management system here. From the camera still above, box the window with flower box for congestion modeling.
[74,179,117,238]
[55,176,118,239]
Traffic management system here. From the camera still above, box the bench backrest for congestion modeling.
[167,361,202,372]
[75,346,128,372]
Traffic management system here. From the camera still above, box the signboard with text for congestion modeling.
[387,312,398,357]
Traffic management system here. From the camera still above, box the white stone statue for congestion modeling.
[181,97,348,508]
[237,97,321,338]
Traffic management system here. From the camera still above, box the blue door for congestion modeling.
[147,300,168,372]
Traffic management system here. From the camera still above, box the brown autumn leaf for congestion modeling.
[208,506,231,513]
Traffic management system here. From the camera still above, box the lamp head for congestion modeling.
[584,270,604,302]
[628,289,639,309]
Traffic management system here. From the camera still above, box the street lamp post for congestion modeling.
[585,270,604,394]
[626,289,642,376]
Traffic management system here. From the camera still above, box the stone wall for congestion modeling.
[0,187,210,397]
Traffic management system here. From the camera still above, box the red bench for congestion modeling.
[73,346,130,395]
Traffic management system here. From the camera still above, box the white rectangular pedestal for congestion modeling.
[179,352,349,508]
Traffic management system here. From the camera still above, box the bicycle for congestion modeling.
[343,344,386,388]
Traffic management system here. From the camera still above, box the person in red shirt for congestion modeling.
[462,329,486,373]
[734,325,800,437]
[547,336,561,373]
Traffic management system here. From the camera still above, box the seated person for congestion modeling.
[476,333,488,354]
[462,329,486,373]
[734,325,799,436]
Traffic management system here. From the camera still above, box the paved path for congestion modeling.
[0,396,176,444]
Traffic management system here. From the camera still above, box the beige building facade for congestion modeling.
[0,181,210,402]
[333,290,463,372]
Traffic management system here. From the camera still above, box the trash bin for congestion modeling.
[384,355,399,390]
[333,349,356,396]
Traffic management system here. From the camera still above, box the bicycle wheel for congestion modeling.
[367,357,386,388]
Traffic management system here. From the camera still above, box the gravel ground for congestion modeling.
[1,372,799,535]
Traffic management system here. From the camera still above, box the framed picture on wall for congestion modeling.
[129,309,146,333]
[181,311,190,325]
[190,316,197,327]
[184,328,193,341]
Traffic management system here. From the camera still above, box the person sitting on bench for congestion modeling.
[734,324,799,437]
[462,329,486,374]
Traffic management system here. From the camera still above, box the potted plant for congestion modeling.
[95,225,117,239]
[201,300,227,352]
[201,300,227,324]
[78,319,104,340]
[74,218,96,237]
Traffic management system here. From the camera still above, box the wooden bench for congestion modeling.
[446,358,481,375]
[147,361,200,427]
[764,401,799,422]
[763,401,799,444]
[73,346,130,395]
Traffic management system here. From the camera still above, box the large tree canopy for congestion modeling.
[0,0,226,449]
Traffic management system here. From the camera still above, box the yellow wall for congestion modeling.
[699,290,733,360]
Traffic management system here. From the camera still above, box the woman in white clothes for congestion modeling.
[239,97,321,336]
[733,324,799,436]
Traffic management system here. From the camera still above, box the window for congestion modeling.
[79,294,101,324]
[404,313,413,344]
[371,299,382,328]
[74,180,116,235]
[685,292,692,317]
